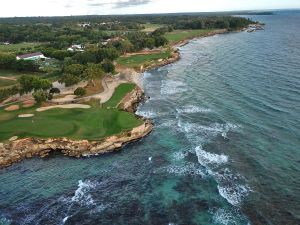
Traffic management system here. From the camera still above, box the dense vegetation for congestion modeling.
[0,14,253,102]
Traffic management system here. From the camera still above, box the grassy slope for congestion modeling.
[0,85,142,142]
[0,43,40,53]
[104,83,136,108]
[164,29,214,43]
[116,51,171,69]
[142,24,164,32]
[0,70,45,89]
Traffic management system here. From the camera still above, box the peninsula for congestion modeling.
[0,14,254,168]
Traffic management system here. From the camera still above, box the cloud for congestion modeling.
[87,0,152,9]
[114,0,152,8]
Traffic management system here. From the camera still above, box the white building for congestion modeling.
[16,52,46,61]
[67,44,84,52]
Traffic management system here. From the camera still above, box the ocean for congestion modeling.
[0,10,300,225]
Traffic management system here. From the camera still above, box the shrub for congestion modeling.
[49,87,60,94]
[33,90,48,104]
[74,87,86,97]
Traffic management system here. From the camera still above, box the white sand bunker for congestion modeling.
[18,114,34,118]
[36,104,91,112]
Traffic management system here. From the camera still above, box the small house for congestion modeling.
[67,44,84,52]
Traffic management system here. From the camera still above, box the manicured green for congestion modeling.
[0,102,143,141]
[164,29,213,43]
[103,83,136,108]
[116,51,171,68]
[0,42,41,53]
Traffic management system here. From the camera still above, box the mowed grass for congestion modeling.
[0,83,141,141]
[0,69,43,89]
[117,51,171,69]
[142,24,164,32]
[164,29,214,43]
[0,42,41,53]
[104,83,135,108]
[0,103,143,142]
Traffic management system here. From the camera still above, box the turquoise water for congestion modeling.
[1,11,300,225]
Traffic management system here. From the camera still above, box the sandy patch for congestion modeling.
[5,105,19,111]
[9,136,18,141]
[18,114,34,118]
[23,100,35,108]
[51,95,76,103]
[36,104,91,112]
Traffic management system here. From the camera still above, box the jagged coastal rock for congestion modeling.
[0,119,153,169]
[0,87,152,169]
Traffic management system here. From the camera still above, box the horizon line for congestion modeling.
[0,8,299,19]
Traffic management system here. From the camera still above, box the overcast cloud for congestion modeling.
[0,0,299,17]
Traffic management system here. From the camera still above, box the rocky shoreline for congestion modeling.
[0,86,152,169]
[0,120,153,169]
[0,28,234,169]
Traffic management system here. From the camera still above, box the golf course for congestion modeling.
[0,83,143,142]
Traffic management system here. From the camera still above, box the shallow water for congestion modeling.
[1,11,300,225]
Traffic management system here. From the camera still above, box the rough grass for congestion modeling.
[0,79,17,88]
[116,51,171,69]
[0,102,143,142]
[0,42,41,53]
[103,83,136,108]
[164,29,213,43]
[142,24,164,32]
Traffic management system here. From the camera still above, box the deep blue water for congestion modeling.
[0,11,300,225]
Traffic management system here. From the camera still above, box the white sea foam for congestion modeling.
[160,80,188,95]
[172,151,188,161]
[218,184,249,206]
[62,216,69,224]
[157,120,177,128]
[213,208,241,225]
[176,105,212,114]
[71,180,97,206]
[166,162,205,177]
[136,109,157,118]
[212,169,251,206]
[195,146,228,167]
[178,121,239,141]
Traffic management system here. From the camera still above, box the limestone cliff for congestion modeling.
[0,120,153,169]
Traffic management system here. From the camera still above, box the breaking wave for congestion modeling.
[160,80,188,95]
[213,208,250,225]
[71,180,97,206]
[176,105,212,114]
[195,145,228,167]
[165,162,205,177]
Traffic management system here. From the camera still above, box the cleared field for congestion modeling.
[142,24,164,32]
[104,83,135,108]
[164,29,213,43]
[0,42,41,53]
[116,51,171,69]
[0,100,143,142]
[0,69,44,89]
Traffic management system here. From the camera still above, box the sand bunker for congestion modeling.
[18,114,34,118]
[9,136,18,141]
[36,104,91,112]
[4,105,19,111]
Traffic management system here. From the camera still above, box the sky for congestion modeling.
[1,0,300,17]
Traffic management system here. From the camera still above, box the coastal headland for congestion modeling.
[0,17,256,169]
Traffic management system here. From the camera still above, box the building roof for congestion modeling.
[16,52,44,59]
